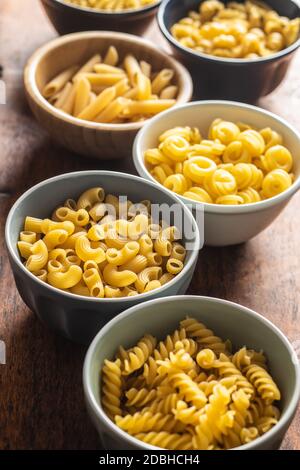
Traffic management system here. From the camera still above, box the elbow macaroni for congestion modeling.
[145,120,294,205]
[43,45,178,124]
[171,0,300,59]
[18,187,186,298]
[101,317,282,450]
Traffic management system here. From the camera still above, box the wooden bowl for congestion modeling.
[40,0,162,36]
[24,31,193,160]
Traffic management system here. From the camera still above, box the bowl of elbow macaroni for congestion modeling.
[83,295,300,450]
[40,0,162,36]
[133,100,300,246]
[24,31,193,160]
[158,0,300,102]
[5,171,200,344]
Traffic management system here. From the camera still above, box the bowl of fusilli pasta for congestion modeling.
[83,295,300,450]
[133,100,300,246]
[158,0,300,102]
[40,0,161,36]
[5,171,200,344]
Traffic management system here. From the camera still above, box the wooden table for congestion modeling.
[0,0,299,451]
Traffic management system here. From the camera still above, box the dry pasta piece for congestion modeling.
[101,359,122,420]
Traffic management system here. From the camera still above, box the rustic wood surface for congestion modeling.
[0,0,299,450]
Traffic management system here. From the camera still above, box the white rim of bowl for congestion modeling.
[133,100,300,214]
[83,294,300,451]
[53,0,162,15]
[158,0,300,65]
[24,31,193,132]
[5,170,201,304]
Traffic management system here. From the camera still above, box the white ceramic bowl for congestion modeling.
[133,101,300,246]
[83,295,300,450]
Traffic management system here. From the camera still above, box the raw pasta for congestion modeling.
[65,0,158,12]
[42,46,178,124]
[171,0,300,59]
[145,120,294,205]
[17,187,186,298]
[101,317,281,450]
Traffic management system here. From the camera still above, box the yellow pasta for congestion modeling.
[43,46,179,124]
[145,120,294,205]
[65,0,158,12]
[18,187,186,297]
[171,1,300,59]
[101,316,281,450]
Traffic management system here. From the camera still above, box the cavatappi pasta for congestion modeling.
[145,120,294,205]
[101,317,281,450]
[17,187,186,298]
[171,0,300,59]
[42,46,178,124]
[65,0,157,11]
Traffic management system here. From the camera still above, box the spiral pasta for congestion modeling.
[171,1,300,59]
[18,187,186,298]
[101,317,281,450]
[145,120,294,205]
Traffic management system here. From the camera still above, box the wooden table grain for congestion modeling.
[0,0,299,451]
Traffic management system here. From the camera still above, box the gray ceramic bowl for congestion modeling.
[83,295,300,450]
[134,100,300,246]
[5,171,200,344]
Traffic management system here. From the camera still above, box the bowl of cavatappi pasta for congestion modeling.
[24,31,193,160]
[83,295,300,450]
[40,0,162,35]
[5,171,200,344]
[133,100,300,246]
[158,0,300,102]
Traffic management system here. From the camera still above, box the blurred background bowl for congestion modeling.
[5,171,200,344]
[133,100,300,246]
[24,31,193,160]
[41,0,162,36]
[83,295,300,450]
[158,0,300,103]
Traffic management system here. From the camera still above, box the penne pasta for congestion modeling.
[43,65,78,98]
[160,85,179,100]
[74,76,91,116]
[77,86,116,121]
[54,82,73,109]
[43,46,179,124]
[73,53,102,82]
[95,97,130,123]
[152,69,174,95]
[103,46,119,66]
[122,99,176,117]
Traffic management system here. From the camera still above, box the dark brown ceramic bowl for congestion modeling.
[41,0,161,36]
[158,0,300,103]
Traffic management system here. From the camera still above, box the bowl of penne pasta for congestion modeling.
[83,295,300,450]
[5,171,201,344]
[158,0,300,102]
[133,100,300,246]
[40,0,162,36]
[24,31,193,160]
